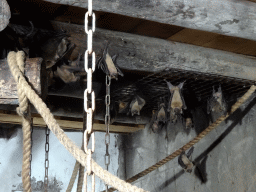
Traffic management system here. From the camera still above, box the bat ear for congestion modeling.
[177,81,185,89]
[165,80,174,90]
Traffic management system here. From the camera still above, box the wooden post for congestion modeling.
[0,58,46,105]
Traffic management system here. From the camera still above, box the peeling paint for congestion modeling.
[215,19,240,32]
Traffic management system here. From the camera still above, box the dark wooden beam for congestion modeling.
[51,21,256,82]
[0,111,144,133]
[0,58,46,105]
[44,0,256,41]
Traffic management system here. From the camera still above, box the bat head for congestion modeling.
[212,85,223,102]
[131,109,140,116]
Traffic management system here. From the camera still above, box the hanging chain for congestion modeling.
[105,75,111,191]
[44,126,50,192]
[83,0,96,191]
[29,118,33,177]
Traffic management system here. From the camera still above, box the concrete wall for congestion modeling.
[122,94,256,192]
[0,128,119,192]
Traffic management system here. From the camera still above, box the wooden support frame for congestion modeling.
[44,0,256,41]
[0,111,144,133]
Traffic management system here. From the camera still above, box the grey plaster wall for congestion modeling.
[0,129,119,192]
[122,94,256,192]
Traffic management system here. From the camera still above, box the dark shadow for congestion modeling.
[157,169,184,191]
[156,94,256,190]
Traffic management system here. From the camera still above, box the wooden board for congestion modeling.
[0,58,45,105]
[0,0,11,31]
[0,112,144,133]
[50,21,256,81]
[43,0,256,41]
[168,28,256,57]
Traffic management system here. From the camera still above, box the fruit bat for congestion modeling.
[150,97,168,133]
[129,94,146,116]
[109,101,118,124]
[178,146,194,173]
[183,109,194,129]
[207,85,227,115]
[165,80,187,123]
[97,42,124,80]
[40,34,74,69]
[53,64,81,84]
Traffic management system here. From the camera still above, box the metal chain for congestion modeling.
[44,126,50,192]
[83,0,96,191]
[29,118,33,177]
[105,75,111,191]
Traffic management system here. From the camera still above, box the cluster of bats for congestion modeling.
[0,22,228,124]
[1,20,230,182]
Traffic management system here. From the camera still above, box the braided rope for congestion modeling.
[7,51,148,192]
[14,51,32,192]
[106,85,256,192]
[66,161,80,192]
[77,164,85,192]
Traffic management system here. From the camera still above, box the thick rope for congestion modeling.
[106,85,256,192]
[66,161,80,192]
[7,51,148,192]
[14,51,32,192]
[77,164,85,192]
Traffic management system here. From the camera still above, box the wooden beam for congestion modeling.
[50,21,256,81]
[0,112,144,133]
[44,0,256,41]
[0,0,10,31]
[0,58,46,105]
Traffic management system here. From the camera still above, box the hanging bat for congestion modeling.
[129,94,146,116]
[183,109,194,129]
[207,85,227,114]
[165,80,187,123]
[53,64,81,83]
[109,101,118,124]
[178,146,194,173]
[40,34,74,69]
[97,42,124,80]
[150,97,168,133]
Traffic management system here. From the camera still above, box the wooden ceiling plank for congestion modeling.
[168,28,256,56]
[43,0,256,41]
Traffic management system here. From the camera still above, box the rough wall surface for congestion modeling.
[0,129,119,192]
[122,94,256,192]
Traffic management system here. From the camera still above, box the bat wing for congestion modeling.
[186,146,194,159]
[111,55,124,77]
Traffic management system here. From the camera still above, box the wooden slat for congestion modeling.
[168,28,256,57]
[50,21,256,81]
[43,0,256,41]
[0,112,144,133]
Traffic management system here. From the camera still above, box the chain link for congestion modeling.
[83,0,96,191]
[44,126,50,192]
[105,75,111,191]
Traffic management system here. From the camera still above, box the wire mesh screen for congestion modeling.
[96,68,255,116]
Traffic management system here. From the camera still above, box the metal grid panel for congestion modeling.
[96,68,255,115]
